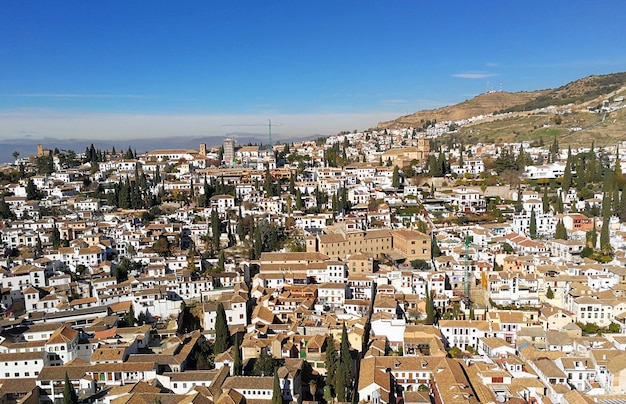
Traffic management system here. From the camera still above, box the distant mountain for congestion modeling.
[0,133,321,164]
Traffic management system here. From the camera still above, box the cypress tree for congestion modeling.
[600,215,611,253]
[233,335,242,376]
[432,236,442,258]
[555,219,567,240]
[253,224,263,259]
[529,208,537,239]
[63,372,79,404]
[588,219,598,248]
[211,209,221,252]
[392,166,400,188]
[336,323,351,402]
[546,285,554,299]
[289,174,296,195]
[325,334,337,395]
[425,286,435,325]
[216,250,225,271]
[619,190,626,221]
[214,303,230,354]
[237,209,245,242]
[35,236,43,259]
[562,147,572,193]
[542,186,550,214]
[51,225,61,249]
[272,370,282,404]
[264,166,273,196]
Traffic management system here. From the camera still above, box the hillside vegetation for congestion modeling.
[378,72,626,147]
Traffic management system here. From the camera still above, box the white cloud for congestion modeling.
[452,72,497,79]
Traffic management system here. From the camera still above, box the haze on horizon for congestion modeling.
[2,1,626,145]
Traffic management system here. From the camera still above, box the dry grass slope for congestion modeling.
[378,91,546,129]
[378,72,626,147]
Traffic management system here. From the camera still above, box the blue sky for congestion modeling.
[2,1,626,142]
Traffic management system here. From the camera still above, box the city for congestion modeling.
[2,118,626,404]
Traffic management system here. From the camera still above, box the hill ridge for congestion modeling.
[378,71,626,131]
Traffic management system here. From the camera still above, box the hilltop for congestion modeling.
[378,72,626,146]
[378,90,547,129]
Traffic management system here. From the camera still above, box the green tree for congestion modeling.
[609,323,621,333]
[26,178,39,200]
[62,372,79,404]
[35,236,43,258]
[154,165,161,183]
[124,305,136,327]
[50,225,61,249]
[324,334,337,395]
[152,235,171,257]
[252,349,278,376]
[211,209,221,253]
[289,174,296,195]
[264,166,273,197]
[555,219,567,240]
[336,323,351,402]
[0,197,14,219]
[546,285,554,299]
[600,215,611,253]
[432,236,442,258]
[410,259,430,270]
[233,335,242,376]
[216,250,225,272]
[542,186,550,214]
[587,220,598,249]
[272,368,283,404]
[237,208,245,242]
[562,147,573,193]
[529,208,537,238]
[392,166,401,188]
[425,286,436,326]
[295,188,303,211]
[214,303,230,354]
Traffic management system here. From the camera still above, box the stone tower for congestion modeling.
[417,137,430,161]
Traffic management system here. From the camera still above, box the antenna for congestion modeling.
[222,119,282,150]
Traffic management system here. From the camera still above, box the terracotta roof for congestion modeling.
[47,324,78,345]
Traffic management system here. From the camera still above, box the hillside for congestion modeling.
[378,72,626,146]
[377,91,547,129]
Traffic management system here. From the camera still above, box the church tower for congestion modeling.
[417,137,430,161]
